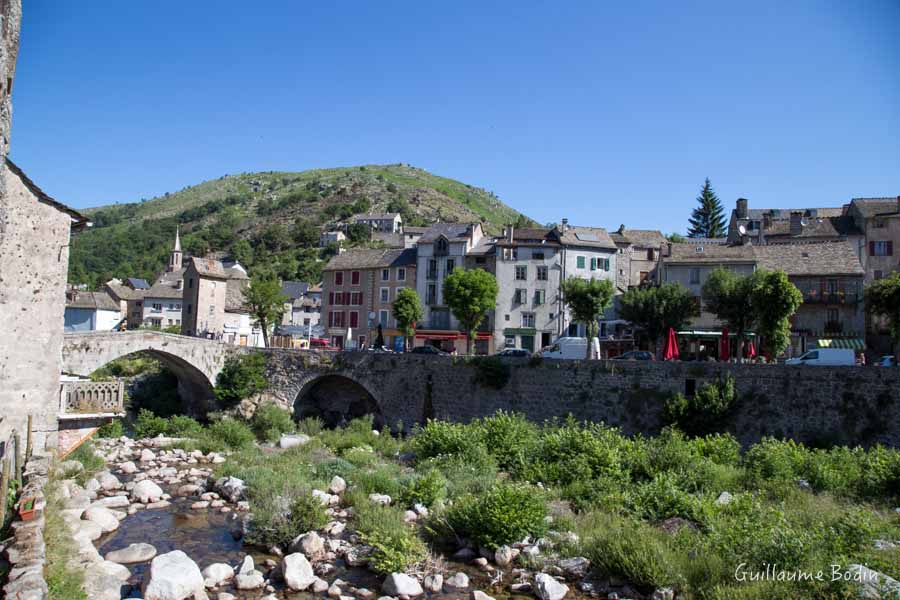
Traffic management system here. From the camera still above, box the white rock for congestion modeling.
[444,572,470,589]
[279,433,311,449]
[99,560,132,581]
[91,495,130,509]
[534,573,569,600]
[382,573,423,597]
[368,493,392,506]
[119,461,138,474]
[312,489,334,506]
[140,448,156,462]
[143,550,205,600]
[132,479,165,504]
[329,475,347,495]
[234,555,265,590]
[214,476,245,503]
[84,478,101,496]
[105,542,157,564]
[403,510,418,522]
[84,506,119,533]
[423,573,443,593]
[283,552,316,591]
[715,491,733,506]
[290,531,324,558]
[471,591,495,600]
[495,545,514,567]
[845,564,900,599]
[78,519,103,541]
[97,472,122,491]
[313,578,330,593]
[202,563,234,588]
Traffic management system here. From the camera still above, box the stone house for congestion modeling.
[555,222,619,338]
[281,281,322,330]
[351,212,402,233]
[414,223,493,353]
[609,226,667,289]
[319,230,346,247]
[222,262,264,347]
[321,247,417,350]
[142,230,184,328]
[104,278,147,329]
[847,197,900,283]
[181,256,228,338]
[64,289,122,332]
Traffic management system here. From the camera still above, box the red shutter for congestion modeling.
[351,271,360,285]
[869,241,876,256]
[328,292,334,305]
[350,311,359,328]
[888,241,894,256]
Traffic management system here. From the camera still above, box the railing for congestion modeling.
[801,290,860,305]
[59,380,126,417]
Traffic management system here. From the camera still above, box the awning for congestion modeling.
[503,327,536,336]
[677,330,756,337]
[816,338,865,350]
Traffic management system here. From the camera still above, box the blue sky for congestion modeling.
[11,1,900,231]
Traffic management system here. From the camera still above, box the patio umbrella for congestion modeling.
[720,327,730,362]
[663,327,680,361]
[746,340,756,359]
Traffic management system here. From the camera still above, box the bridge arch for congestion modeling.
[292,373,384,428]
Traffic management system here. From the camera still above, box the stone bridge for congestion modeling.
[61,331,900,447]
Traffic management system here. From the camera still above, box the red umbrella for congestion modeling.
[746,340,756,359]
[720,327,730,362]
[663,327,680,361]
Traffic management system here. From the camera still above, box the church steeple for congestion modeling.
[167,226,183,272]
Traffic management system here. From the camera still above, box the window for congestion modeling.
[351,271,361,285]
[689,268,701,284]
[209,305,215,316]
[152,303,163,311]
[186,304,192,315]
[475,257,486,264]
[381,269,390,281]
[515,265,527,280]
[534,289,546,306]
[515,288,527,304]
[600,258,610,271]
[505,336,516,348]
[874,270,884,280]
[349,311,359,328]
[521,313,535,328]
[533,251,545,260]
[380,288,390,303]
[303,318,311,326]
[537,265,548,281]
[188,278,194,289]
[334,271,344,286]
[446,258,455,274]
[427,259,438,280]
[576,256,586,269]
[870,241,894,256]
[503,247,518,260]
[426,284,437,305]
[435,238,449,255]
[640,271,649,282]
[874,219,886,229]
[590,257,597,271]
[397,268,406,281]
[329,311,345,327]
[647,248,655,260]
[379,310,389,327]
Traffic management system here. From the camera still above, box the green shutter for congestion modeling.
[577,256,585,269]
[590,258,597,271]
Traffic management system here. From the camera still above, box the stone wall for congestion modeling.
[265,353,900,447]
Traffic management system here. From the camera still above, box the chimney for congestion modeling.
[790,211,803,236]
[561,218,569,233]
[507,224,514,243]
[666,242,673,257]
[736,198,749,219]
[897,196,900,213]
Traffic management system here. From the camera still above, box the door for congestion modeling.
[541,332,552,348]
[521,335,535,352]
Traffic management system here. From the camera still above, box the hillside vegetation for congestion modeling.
[70,164,533,287]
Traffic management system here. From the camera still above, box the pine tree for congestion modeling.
[687,178,726,238]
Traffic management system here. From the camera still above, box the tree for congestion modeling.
[687,178,726,238]
[443,268,498,354]
[292,219,320,248]
[619,283,698,355]
[866,273,900,353]
[559,277,615,358]
[215,353,268,408]
[392,288,424,352]
[346,223,371,245]
[232,239,254,266]
[701,267,757,359]
[750,269,802,358]
[244,275,288,347]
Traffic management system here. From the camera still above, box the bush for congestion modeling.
[97,419,124,438]
[664,375,736,436]
[206,418,255,450]
[474,410,539,474]
[742,438,808,488]
[246,491,328,548]
[626,472,706,523]
[214,354,268,408]
[398,469,447,508]
[251,403,295,443]
[411,420,483,461]
[525,418,627,486]
[446,483,548,550]
[353,501,427,573]
[133,409,170,438]
[297,416,324,437]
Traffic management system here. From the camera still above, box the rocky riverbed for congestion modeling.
[56,435,655,600]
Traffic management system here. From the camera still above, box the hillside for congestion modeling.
[69,164,535,287]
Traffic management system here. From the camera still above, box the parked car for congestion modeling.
[497,348,531,358]
[876,355,898,367]
[540,337,598,360]
[611,350,655,361]
[410,345,447,355]
[785,348,855,366]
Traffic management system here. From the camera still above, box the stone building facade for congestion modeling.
[181,257,229,337]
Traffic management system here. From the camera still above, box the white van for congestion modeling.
[540,337,599,360]
[785,348,855,366]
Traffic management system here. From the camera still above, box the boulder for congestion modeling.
[97,472,122,491]
[494,545,514,567]
[471,592,495,600]
[845,564,900,599]
[202,563,234,588]
[344,545,374,567]
[715,491,733,506]
[368,493,392,506]
[78,519,103,541]
[84,506,120,533]
[283,552,316,591]
[290,531,325,559]
[214,477,246,503]
[99,560,132,581]
[279,433,311,449]
[234,555,265,590]
[534,573,569,600]
[444,572,470,590]
[119,461,138,474]
[651,588,675,600]
[105,542,158,564]
[557,557,591,580]
[140,448,156,462]
[91,495,130,509]
[84,478,101,496]
[423,573,443,593]
[329,475,347,495]
[132,479,165,504]
[382,573,423,597]
[143,550,205,600]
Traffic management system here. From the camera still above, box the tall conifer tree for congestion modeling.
[688,178,726,238]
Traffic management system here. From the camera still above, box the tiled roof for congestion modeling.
[188,256,229,279]
[496,228,559,247]
[744,207,844,220]
[145,269,185,299]
[66,291,120,311]
[611,228,667,247]
[666,243,756,264]
[403,226,429,234]
[105,282,143,301]
[352,212,401,221]
[418,223,476,243]
[468,237,497,256]
[753,241,863,276]
[5,159,90,228]
[557,226,617,250]
[282,281,311,300]
[851,197,900,218]
[324,247,416,271]
[762,215,861,239]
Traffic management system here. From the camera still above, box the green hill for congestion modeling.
[69,164,534,287]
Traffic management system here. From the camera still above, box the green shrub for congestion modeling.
[251,403,295,443]
[742,437,808,488]
[245,491,328,548]
[446,483,548,549]
[206,418,255,450]
[474,410,539,474]
[97,419,124,438]
[664,375,736,436]
[68,442,105,485]
[314,458,355,482]
[353,501,427,573]
[419,447,499,498]
[214,353,268,408]
[133,409,170,438]
[526,418,627,486]
[411,420,483,461]
[297,416,324,436]
[626,472,705,523]
[350,463,404,498]
[857,445,900,500]
[398,469,447,508]
[168,415,204,436]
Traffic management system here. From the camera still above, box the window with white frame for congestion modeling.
[521,313,535,328]
[380,288,390,303]
[397,268,406,281]
[515,265,527,280]
[537,265,548,281]
[381,269,390,281]
[379,310,389,327]
[534,289,546,306]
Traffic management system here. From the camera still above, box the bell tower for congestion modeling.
[167,226,183,272]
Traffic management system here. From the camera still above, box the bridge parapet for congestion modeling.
[59,380,125,419]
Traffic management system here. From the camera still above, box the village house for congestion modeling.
[280,281,323,330]
[847,196,900,283]
[321,247,417,350]
[609,226,667,289]
[63,289,122,332]
[142,230,185,329]
[104,277,148,329]
[351,212,402,233]
[180,257,263,346]
[319,230,346,247]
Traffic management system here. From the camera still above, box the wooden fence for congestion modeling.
[0,415,32,528]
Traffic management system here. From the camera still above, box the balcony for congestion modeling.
[801,290,859,305]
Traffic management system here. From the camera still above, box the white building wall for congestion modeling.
[558,245,618,337]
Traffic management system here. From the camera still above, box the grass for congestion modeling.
[67,441,106,486]
[45,478,88,600]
